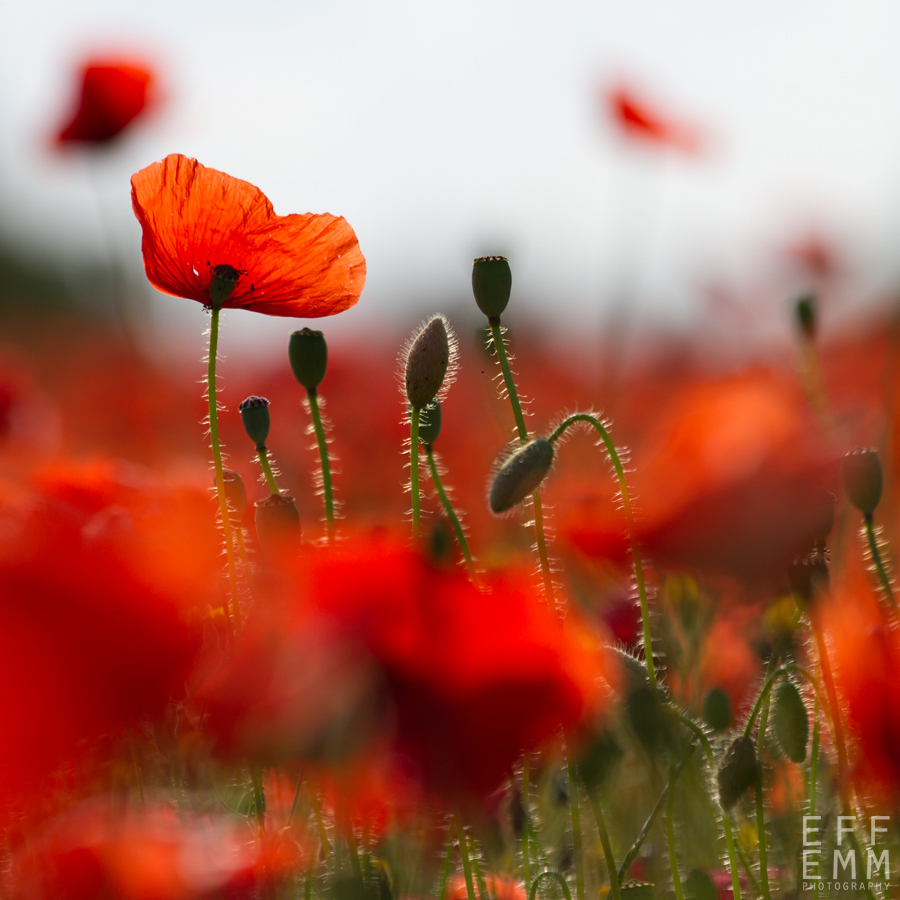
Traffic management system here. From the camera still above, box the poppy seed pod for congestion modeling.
[209,264,240,309]
[254,494,300,559]
[717,734,758,809]
[472,256,512,319]
[841,448,882,516]
[701,687,730,732]
[489,439,554,514]
[772,680,808,763]
[220,469,247,519]
[417,402,442,447]
[794,293,817,340]
[239,396,270,449]
[289,328,328,392]
[405,317,450,409]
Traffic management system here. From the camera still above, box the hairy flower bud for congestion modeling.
[841,447,882,515]
[472,256,512,319]
[404,316,450,409]
[772,679,808,763]
[220,468,247,518]
[254,494,300,559]
[701,687,730,733]
[717,734,758,809]
[239,396,270,450]
[288,328,328,392]
[489,439,554,514]
[417,402,442,447]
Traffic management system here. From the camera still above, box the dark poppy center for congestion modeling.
[208,263,241,309]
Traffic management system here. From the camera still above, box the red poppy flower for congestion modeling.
[604,84,704,155]
[0,460,213,812]
[131,154,366,317]
[56,59,154,145]
[201,536,613,804]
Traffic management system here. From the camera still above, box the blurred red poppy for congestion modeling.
[605,84,704,155]
[56,59,154,145]
[201,536,613,804]
[9,803,305,900]
[0,460,214,812]
[131,154,366,317]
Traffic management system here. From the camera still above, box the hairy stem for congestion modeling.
[666,762,685,900]
[567,756,585,900]
[256,447,281,495]
[864,514,897,609]
[548,413,654,688]
[207,307,239,635]
[308,389,336,543]
[425,447,473,571]
[410,407,422,541]
[454,813,478,900]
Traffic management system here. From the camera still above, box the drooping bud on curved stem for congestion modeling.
[489,439,554,514]
[289,329,336,542]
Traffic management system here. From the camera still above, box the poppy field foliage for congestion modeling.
[1,143,900,900]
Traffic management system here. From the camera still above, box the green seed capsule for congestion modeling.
[772,679,808,763]
[239,396,270,449]
[489,439,554,514]
[701,687,730,732]
[619,883,655,900]
[208,263,240,308]
[472,256,512,319]
[717,734,758,809]
[288,328,328,392]
[794,293,817,340]
[404,316,450,410]
[841,447,882,515]
[417,401,442,447]
[255,494,300,558]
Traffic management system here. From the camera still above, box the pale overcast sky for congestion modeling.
[4,0,900,350]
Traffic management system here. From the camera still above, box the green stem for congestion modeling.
[489,320,528,441]
[425,447,474,571]
[288,773,304,825]
[742,664,817,738]
[308,389,336,543]
[488,318,554,602]
[256,446,281,495]
[472,857,490,900]
[617,746,695,882]
[250,766,266,837]
[567,756,585,900]
[864,514,897,609]
[454,813,478,900]
[735,843,763,897]
[548,413,654,689]
[676,715,740,900]
[522,756,531,889]
[584,784,620,900]
[809,696,821,900]
[755,694,772,900]
[528,872,573,900]
[410,407,422,541]
[437,830,455,900]
[207,307,239,636]
[666,762,685,900]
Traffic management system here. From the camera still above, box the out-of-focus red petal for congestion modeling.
[131,154,366,318]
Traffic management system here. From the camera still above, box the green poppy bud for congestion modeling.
[619,883,654,900]
[289,328,328,393]
[576,729,623,789]
[489,439,554,514]
[717,734,758,809]
[841,447,882,516]
[685,869,717,900]
[220,468,247,519]
[255,494,300,559]
[702,687,730,733]
[209,263,240,309]
[239,396,270,450]
[772,679,808,763]
[404,316,450,409]
[417,402,442,447]
[794,293,817,340]
[472,256,512,319]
